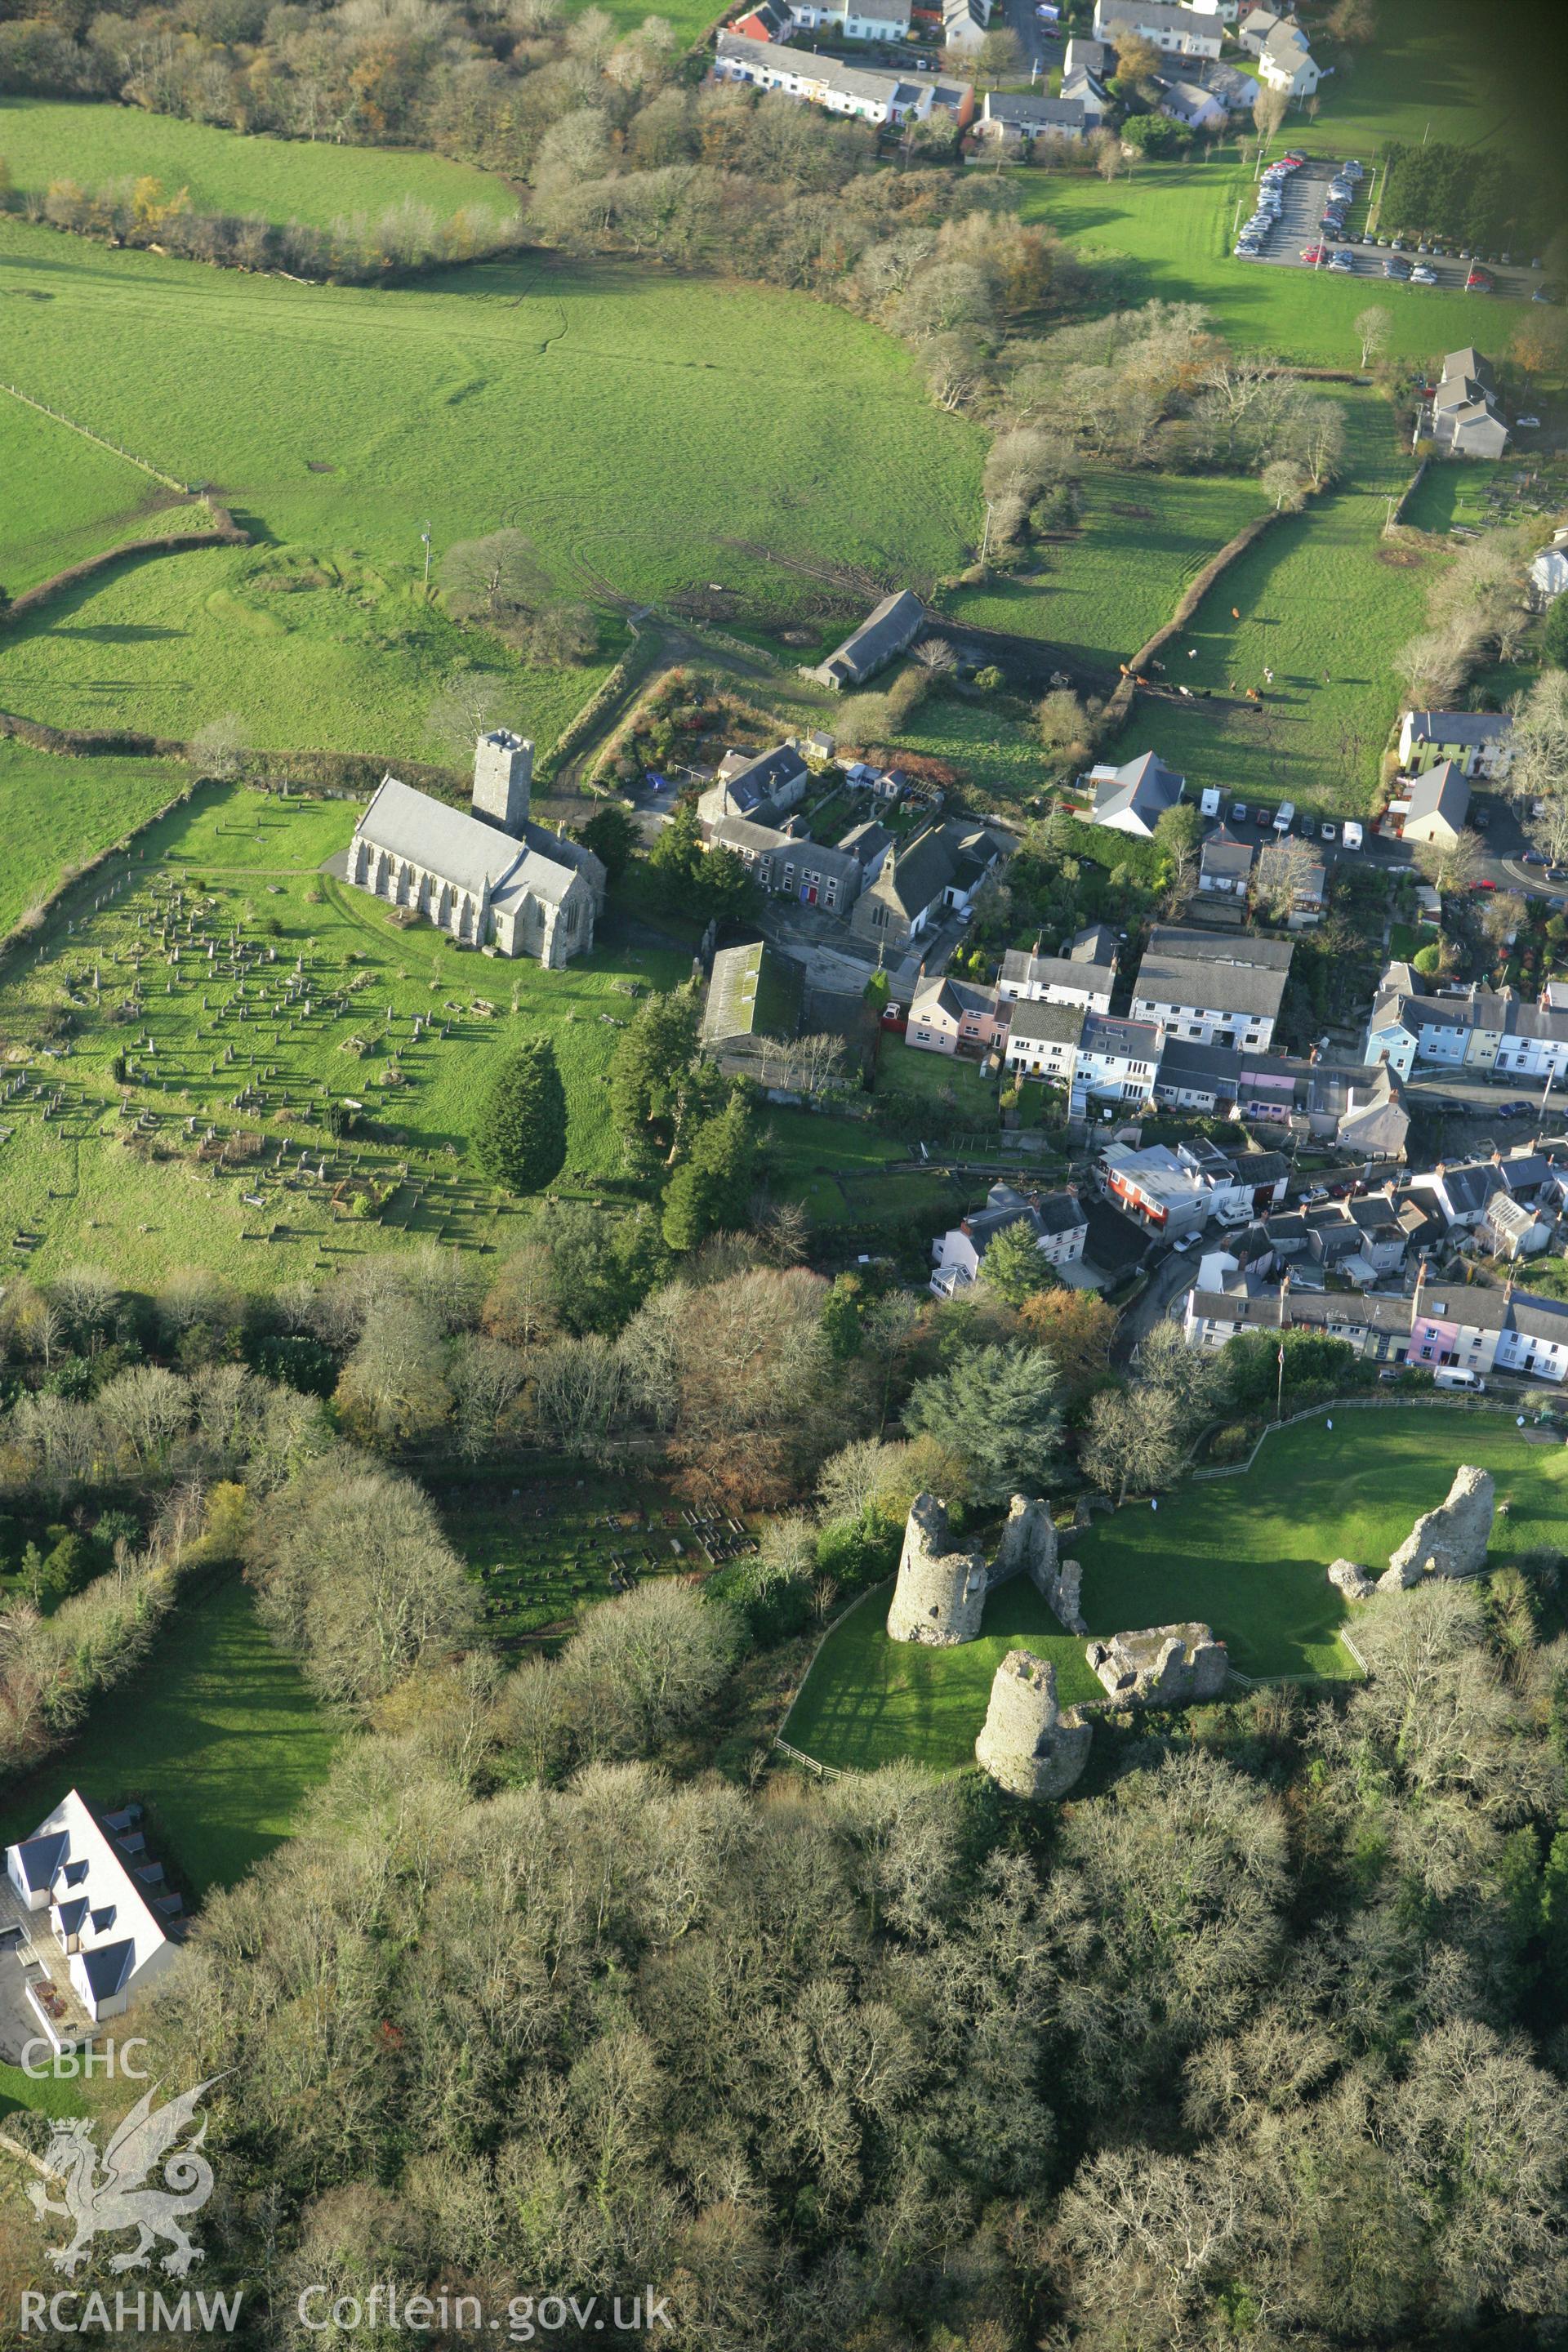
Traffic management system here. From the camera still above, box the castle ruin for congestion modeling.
[1085,1623,1229,1706]
[886,1490,1086,1646]
[975,1649,1091,1801]
[1379,1464,1495,1591]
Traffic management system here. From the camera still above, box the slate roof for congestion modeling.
[355,777,523,899]
[1155,1036,1245,1089]
[1098,0,1218,33]
[984,91,1087,128]
[1134,951,1289,1022]
[817,589,924,683]
[1080,1013,1161,1062]
[1200,831,1254,880]
[1148,924,1294,972]
[1405,708,1512,748]
[1069,923,1118,964]
[1007,998,1086,1047]
[1000,948,1113,998]
[873,823,966,918]
[1088,750,1184,830]
[12,1832,68,1894]
[80,1940,136,2003]
[722,741,808,804]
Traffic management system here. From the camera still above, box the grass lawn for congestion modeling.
[1390,920,1440,960]
[0,743,187,936]
[1106,388,1433,815]
[949,469,1268,674]
[0,98,510,231]
[874,1039,1000,1120]
[0,221,982,768]
[786,1407,1568,1773]
[0,1575,337,1899]
[0,782,686,1285]
[783,1578,1102,1775]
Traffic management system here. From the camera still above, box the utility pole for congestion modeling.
[421,522,432,590]
[980,499,996,562]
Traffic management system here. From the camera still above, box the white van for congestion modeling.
[1433,1367,1486,1391]
[1273,801,1295,837]
[1200,786,1222,817]
[1341,820,1363,850]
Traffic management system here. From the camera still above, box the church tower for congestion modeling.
[472,729,533,837]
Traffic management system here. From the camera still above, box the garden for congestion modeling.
[784,1406,1568,1774]
[0,781,686,1285]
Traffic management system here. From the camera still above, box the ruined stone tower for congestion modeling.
[992,1492,1086,1633]
[975,1648,1091,1800]
[472,728,533,837]
[886,1494,988,1646]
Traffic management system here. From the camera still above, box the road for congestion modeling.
[1236,153,1551,301]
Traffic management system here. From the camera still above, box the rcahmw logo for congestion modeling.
[16,2073,238,2328]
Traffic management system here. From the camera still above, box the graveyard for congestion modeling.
[437,1473,759,1647]
[0,781,685,1286]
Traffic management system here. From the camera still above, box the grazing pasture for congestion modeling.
[1106,388,1433,814]
[0,743,186,936]
[0,216,982,765]
[0,97,509,230]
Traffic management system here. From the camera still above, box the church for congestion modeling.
[346,731,605,967]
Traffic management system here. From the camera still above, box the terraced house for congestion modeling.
[1182,1276,1568,1384]
[713,33,973,126]
[1364,982,1568,1085]
[1130,924,1293,1052]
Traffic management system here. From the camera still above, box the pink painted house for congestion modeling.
[907,974,1010,1060]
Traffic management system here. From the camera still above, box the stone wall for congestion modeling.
[1086,1622,1229,1705]
[885,1494,988,1646]
[1380,1463,1495,1591]
[975,1648,1091,1800]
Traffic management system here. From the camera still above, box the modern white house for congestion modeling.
[347,734,604,967]
[1081,750,1185,837]
[1256,19,1320,96]
[1093,0,1223,56]
[1530,534,1568,608]
[713,32,973,124]
[6,1791,182,2046]
[999,924,1118,1013]
[782,0,913,39]
[1428,349,1509,461]
[1159,75,1227,130]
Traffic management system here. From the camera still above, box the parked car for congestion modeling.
[1321,822,1337,841]
[1517,414,1542,429]
[1472,877,1497,891]
[1300,244,1330,264]
[1384,256,1411,278]
[1341,158,1364,177]
[1522,849,1548,866]
[1535,286,1560,303]
[1410,265,1438,285]
[1231,803,1249,823]
[1378,1366,1403,1383]
[1328,252,1356,273]
[1466,267,1494,292]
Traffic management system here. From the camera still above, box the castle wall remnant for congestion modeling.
[1380,1464,1495,1592]
[886,1493,988,1646]
[1086,1623,1229,1705]
[975,1648,1091,1799]
[991,1493,1087,1633]
[1328,1558,1376,1602]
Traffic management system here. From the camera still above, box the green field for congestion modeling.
[786,1409,1568,1773]
[0,394,176,595]
[0,216,982,766]
[0,782,686,1285]
[0,743,186,935]
[950,469,1269,675]
[0,98,510,231]
[874,1037,1000,1120]
[1106,388,1433,814]
[1017,161,1531,371]
[0,1575,336,1898]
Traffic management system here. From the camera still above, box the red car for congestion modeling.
[1300,244,1329,264]
[1281,151,1306,165]
[1466,267,1494,292]
[1472,876,1497,890]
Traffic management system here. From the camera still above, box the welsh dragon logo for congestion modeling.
[28,2077,224,2277]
